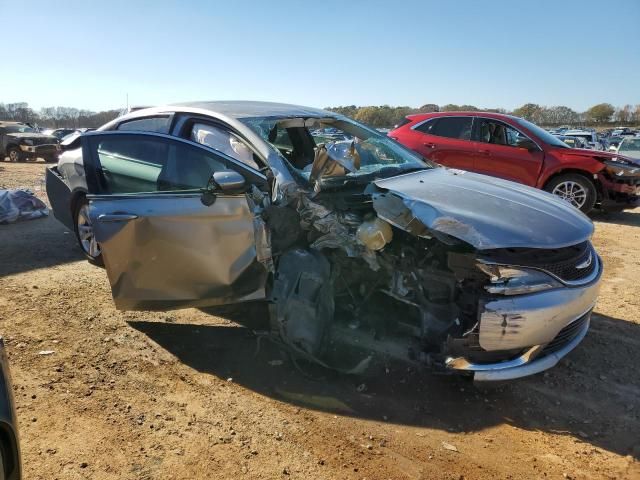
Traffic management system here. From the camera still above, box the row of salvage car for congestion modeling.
[45,101,611,386]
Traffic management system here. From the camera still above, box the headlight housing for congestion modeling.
[21,139,34,146]
[603,159,640,177]
[478,263,563,295]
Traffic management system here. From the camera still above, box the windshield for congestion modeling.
[242,116,432,184]
[515,117,569,148]
[619,139,640,151]
[5,124,35,134]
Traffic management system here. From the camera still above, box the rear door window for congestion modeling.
[430,117,473,140]
[117,116,171,134]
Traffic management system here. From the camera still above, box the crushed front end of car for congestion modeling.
[257,164,601,382]
[596,155,640,210]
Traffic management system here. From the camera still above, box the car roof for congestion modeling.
[0,121,27,127]
[169,100,333,119]
[404,111,520,122]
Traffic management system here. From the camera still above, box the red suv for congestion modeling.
[389,112,640,213]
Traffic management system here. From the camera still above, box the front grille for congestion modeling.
[537,244,596,282]
[541,312,590,355]
[481,241,597,284]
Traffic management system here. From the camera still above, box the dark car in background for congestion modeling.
[0,121,60,163]
[389,112,640,213]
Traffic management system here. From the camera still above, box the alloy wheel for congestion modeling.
[552,181,587,209]
[77,204,101,258]
[8,149,19,162]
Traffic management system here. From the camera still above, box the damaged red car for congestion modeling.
[46,102,602,383]
[389,112,640,213]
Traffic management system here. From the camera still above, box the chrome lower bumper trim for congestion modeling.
[471,316,590,382]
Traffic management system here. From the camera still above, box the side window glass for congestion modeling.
[479,120,527,147]
[415,119,437,134]
[426,117,472,140]
[117,117,171,134]
[94,135,226,194]
[190,123,259,170]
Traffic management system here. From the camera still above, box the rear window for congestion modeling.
[418,117,472,140]
[117,116,171,134]
[394,117,412,129]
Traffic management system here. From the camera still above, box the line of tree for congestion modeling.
[327,102,640,128]
[0,102,120,128]
[2,101,639,130]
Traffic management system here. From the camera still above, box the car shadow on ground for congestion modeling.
[592,209,640,227]
[0,215,83,276]
[129,306,640,459]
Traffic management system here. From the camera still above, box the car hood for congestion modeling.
[7,132,58,142]
[372,168,593,250]
[553,147,640,166]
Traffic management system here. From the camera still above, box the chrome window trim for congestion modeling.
[83,130,267,179]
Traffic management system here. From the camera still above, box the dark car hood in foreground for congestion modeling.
[373,168,593,250]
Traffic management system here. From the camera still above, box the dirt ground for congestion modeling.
[0,161,639,480]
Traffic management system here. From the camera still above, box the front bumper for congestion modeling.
[445,255,602,381]
[598,172,640,210]
[19,144,60,158]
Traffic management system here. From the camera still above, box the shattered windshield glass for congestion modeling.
[242,116,432,185]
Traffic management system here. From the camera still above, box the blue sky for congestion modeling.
[1,0,638,112]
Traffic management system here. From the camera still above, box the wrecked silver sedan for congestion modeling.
[46,101,602,382]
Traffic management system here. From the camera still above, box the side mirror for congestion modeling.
[201,170,246,206]
[211,170,246,192]
[515,138,538,151]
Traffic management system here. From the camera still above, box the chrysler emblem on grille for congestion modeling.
[576,252,593,270]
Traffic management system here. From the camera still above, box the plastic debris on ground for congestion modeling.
[0,189,49,224]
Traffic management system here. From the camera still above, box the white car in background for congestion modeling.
[614,137,640,160]
[562,130,604,151]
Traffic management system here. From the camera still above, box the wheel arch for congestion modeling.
[543,168,603,201]
[70,188,88,217]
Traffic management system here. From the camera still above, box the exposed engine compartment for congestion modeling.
[262,186,491,374]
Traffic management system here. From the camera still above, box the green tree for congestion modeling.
[417,103,439,113]
[586,103,615,123]
[512,103,544,123]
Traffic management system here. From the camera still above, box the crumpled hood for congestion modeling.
[372,168,593,250]
[554,147,640,166]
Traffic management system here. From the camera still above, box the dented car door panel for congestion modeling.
[89,193,266,310]
[81,130,268,311]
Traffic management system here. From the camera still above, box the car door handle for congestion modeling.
[98,213,139,222]
[478,149,491,155]
[423,142,436,148]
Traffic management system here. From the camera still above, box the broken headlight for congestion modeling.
[478,263,563,296]
[603,159,640,177]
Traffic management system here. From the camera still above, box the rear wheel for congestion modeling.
[73,198,103,266]
[545,173,597,213]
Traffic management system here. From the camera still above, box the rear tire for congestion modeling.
[545,173,597,214]
[44,155,58,164]
[73,197,104,266]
